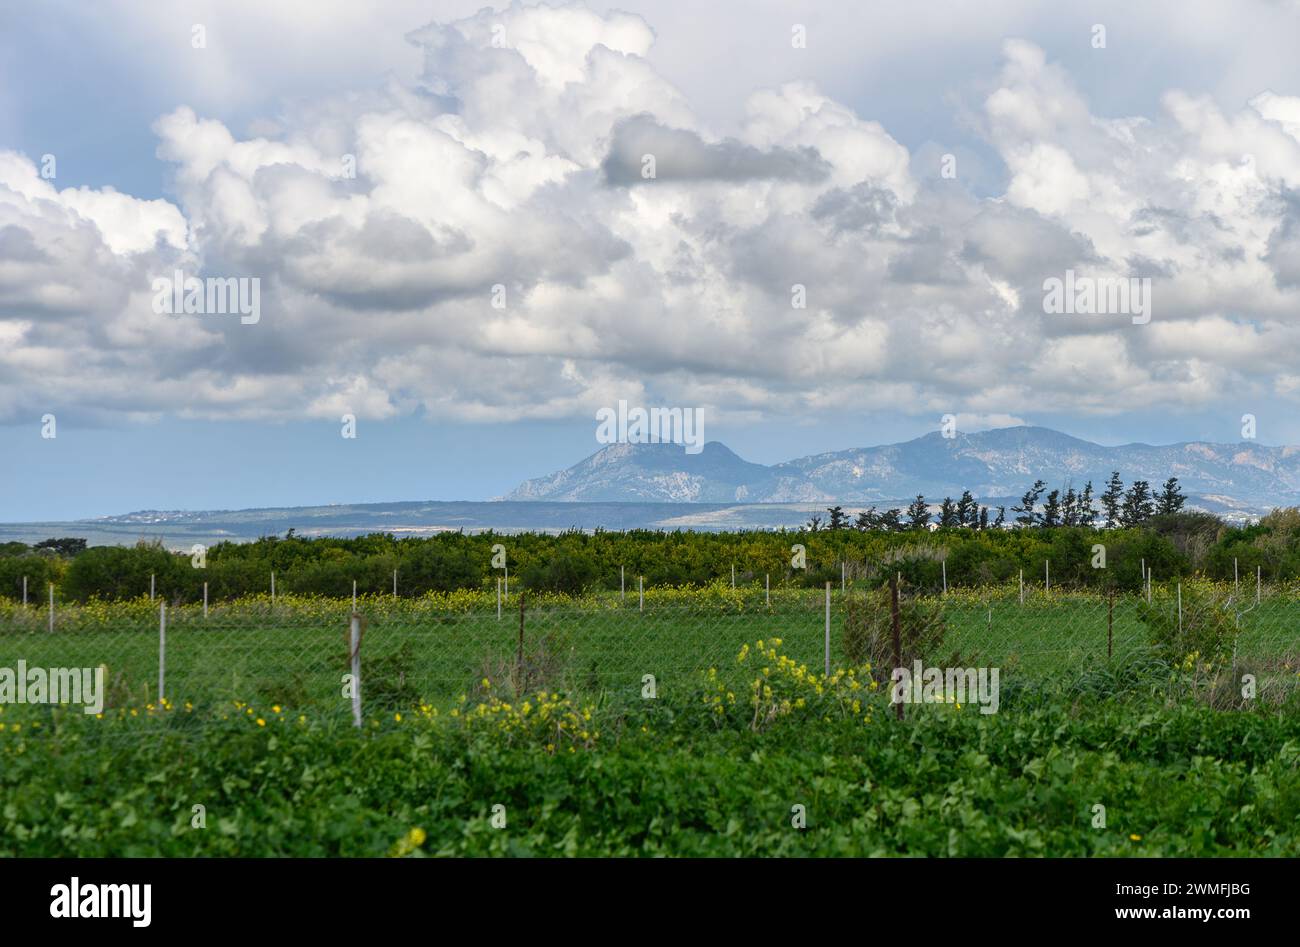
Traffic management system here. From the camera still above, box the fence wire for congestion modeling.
[2,582,1298,731]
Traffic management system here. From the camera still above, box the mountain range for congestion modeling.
[504,426,1300,517]
[4,426,1293,548]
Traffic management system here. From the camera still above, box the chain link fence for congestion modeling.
[3,574,1298,730]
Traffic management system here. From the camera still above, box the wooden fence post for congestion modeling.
[1107,587,1113,660]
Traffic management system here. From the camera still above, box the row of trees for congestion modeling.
[1,503,1296,601]
[808,474,1186,532]
[811,493,1000,532]
[1015,473,1185,528]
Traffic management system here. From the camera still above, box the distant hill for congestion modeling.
[505,441,822,503]
[505,426,1300,515]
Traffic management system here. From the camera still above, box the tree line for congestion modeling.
[1,496,1296,602]
[808,473,1185,531]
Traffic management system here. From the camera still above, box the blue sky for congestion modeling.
[4,1,1300,520]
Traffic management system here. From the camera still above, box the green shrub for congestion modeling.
[1139,578,1242,666]
[0,554,59,601]
[61,541,180,602]
[520,551,599,594]
[842,584,947,681]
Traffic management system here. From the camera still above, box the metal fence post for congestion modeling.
[150,573,155,601]
[497,577,502,620]
[352,580,357,613]
[941,560,947,595]
[824,581,831,678]
[841,561,846,593]
[158,602,166,702]
[392,568,397,598]
[1257,565,1261,605]
[517,592,530,698]
[203,581,208,619]
[891,572,902,720]
[22,575,26,607]
[732,563,735,589]
[1177,583,1182,636]
[1234,558,1239,600]
[1019,569,1023,605]
[271,571,276,606]
[765,573,770,607]
[1045,559,1050,594]
[639,576,644,612]
[620,565,625,600]
[48,583,54,633]
[349,613,362,728]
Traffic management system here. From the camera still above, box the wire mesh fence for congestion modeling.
[2,579,1298,730]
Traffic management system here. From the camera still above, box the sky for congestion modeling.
[4,0,1300,520]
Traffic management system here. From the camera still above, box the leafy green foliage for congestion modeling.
[62,540,177,602]
[1139,578,1243,666]
[2,690,1297,856]
[842,586,948,681]
[0,552,60,600]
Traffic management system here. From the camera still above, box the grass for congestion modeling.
[1,585,1298,713]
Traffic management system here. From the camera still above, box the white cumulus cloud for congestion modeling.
[2,2,1300,435]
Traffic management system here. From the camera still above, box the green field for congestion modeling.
[3,585,1298,857]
